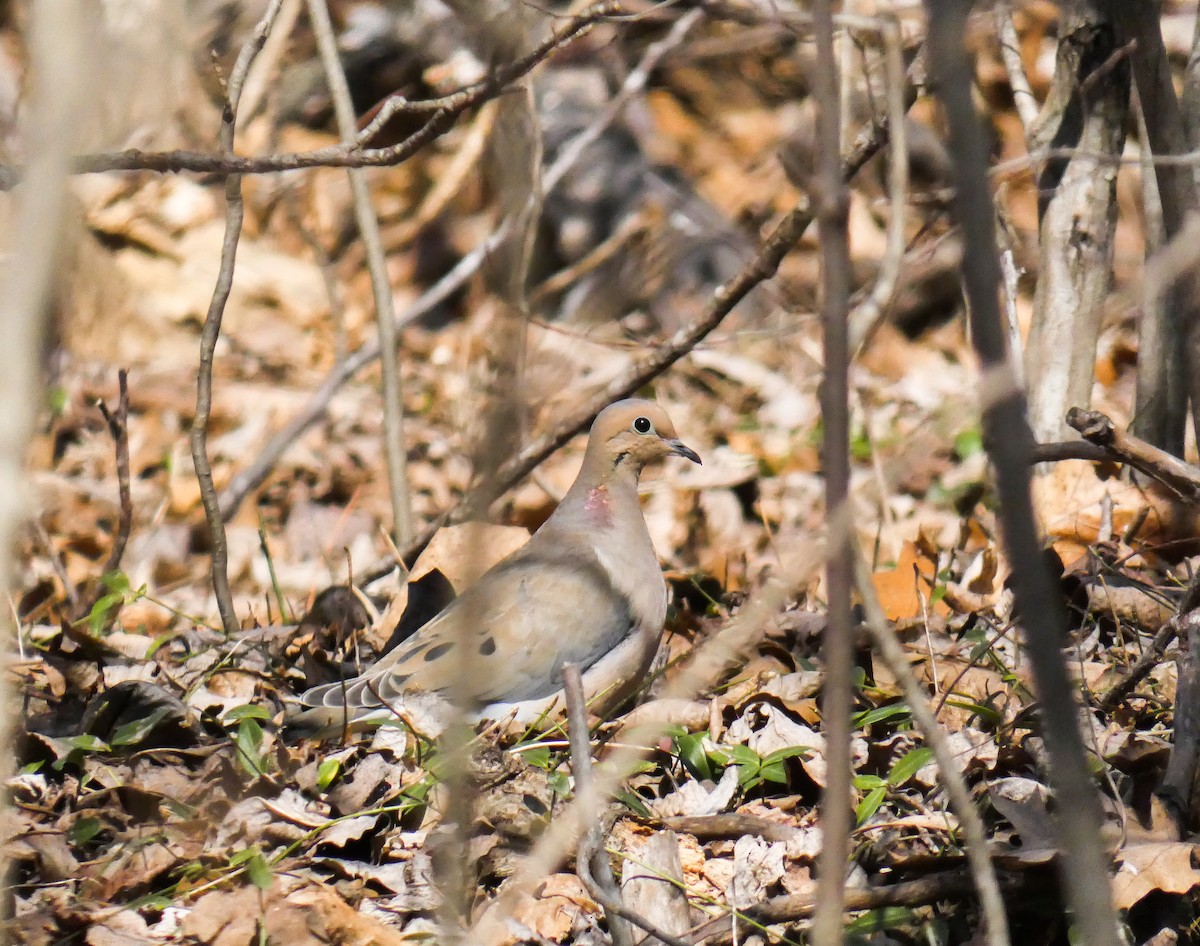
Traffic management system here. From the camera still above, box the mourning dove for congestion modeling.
[293,399,700,731]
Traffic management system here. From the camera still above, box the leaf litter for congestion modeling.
[9,2,1200,944]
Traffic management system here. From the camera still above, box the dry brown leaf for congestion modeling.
[871,541,949,621]
[1113,843,1200,911]
[373,522,529,646]
[508,873,599,942]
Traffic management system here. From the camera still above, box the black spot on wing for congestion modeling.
[425,642,454,661]
[479,636,496,656]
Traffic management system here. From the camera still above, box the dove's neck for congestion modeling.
[547,449,666,636]
[558,447,643,532]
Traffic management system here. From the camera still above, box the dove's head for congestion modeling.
[589,399,702,471]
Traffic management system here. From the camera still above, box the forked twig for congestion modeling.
[191,0,289,635]
[72,370,134,628]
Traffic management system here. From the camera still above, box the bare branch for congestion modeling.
[0,2,623,192]
[810,1,854,944]
[853,552,1011,946]
[1066,407,1200,503]
[924,3,1121,942]
[848,14,908,352]
[72,370,134,629]
[191,0,289,635]
[563,664,635,946]
[992,0,1039,136]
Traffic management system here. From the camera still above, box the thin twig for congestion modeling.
[72,370,134,628]
[848,12,907,353]
[811,0,854,943]
[923,4,1121,943]
[992,0,1039,137]
[0,2,623,192]
[1066,407,1200,503]
[853,550,1011,946]
[563,664,635,946]
[191,0,288,636]
[0,12,90,895]
[306,0,414,545]
[1096,616,1180,714]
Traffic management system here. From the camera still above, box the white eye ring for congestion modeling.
[632,416,653,434]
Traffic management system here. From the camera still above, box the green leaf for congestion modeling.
[20,761,42,775]
[757,760,789,785]
[547,771,570,797]
[846,907,921,935]
[87,591,125,635]
[761,746,811,766]
[953,428,983,460]
[853,702,911,728]
[853,774,886,791]
[888,747,935,786]
[228,847,259,867]
[61,734,110,754]
[235,718,266,776]
[941,698,1003,726]
[674,733,714,782]
[131,894,174,911]
[47,385,68,415]
[111,707,173,747]
[725,744,762,768]
[616,790,651,817]
[521,746,552,769]
[145,632,178,659]
[68,816,103,846]
[224,704,271,722]
[855,785,888,825]
[100,570,132,595]
[246,850,273,891]
[316,758,341,791]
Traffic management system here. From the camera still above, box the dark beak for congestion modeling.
[666,439,702,465]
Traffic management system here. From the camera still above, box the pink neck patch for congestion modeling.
[584,485,613,527]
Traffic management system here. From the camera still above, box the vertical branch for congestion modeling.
[811,2,854,945]
[992,0,1039,136]
[1024,2,1127,446]
[1115,5,1200,456]
[923,3,1121,945]
[852,552,1010,946]
[191,0,288,635]
[430,5,545,936]
[0,0,90,910]
[72,370,134,629]
[306,0,414,545]
[563,665,634,946]
[848,14,907,352]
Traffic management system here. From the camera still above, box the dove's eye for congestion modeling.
[632,416,653,434]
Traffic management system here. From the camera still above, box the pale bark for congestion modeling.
[1024,2,1128,445]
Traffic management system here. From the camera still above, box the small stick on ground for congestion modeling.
[683,868,1034,946]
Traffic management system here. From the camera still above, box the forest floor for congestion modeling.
[8,2,1200,944]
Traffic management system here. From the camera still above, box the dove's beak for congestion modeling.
[667,439,702,465]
